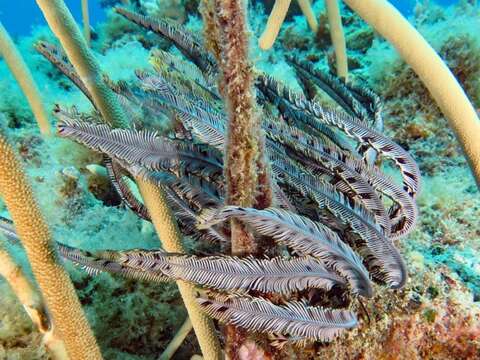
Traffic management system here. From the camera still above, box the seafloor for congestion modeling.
[0,1,479,359]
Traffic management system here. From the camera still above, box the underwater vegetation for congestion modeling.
[0,0,479,359]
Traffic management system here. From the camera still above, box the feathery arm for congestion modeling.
[325,0,348,79]
[343,0,480,189]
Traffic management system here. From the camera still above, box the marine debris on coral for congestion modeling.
[0,132,102,359]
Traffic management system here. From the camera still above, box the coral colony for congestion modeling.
[0,1,479,359]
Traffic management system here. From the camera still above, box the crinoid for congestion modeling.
[22,8,420,349]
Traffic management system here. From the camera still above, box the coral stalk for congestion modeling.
[35,0,129,129]
[326,0,348,79]
[199,0,222,62]
[214,0,272,255]
[214,0,273,357]
[0,133,102,359]
[343,0,480,188]
[259,0,292,50]
[0,22,51,135]
[81,0,90,46]
[159,317,193,360]
[34,2,221,357]
[0,246,68,359]
[297,0,319,32]
[137,180,222,360]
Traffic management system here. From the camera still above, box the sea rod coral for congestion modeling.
[34,0,221,358]
[0,133,102,359]
[0,0,479,359]
[0,22,51,135]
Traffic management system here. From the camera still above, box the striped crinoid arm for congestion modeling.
[198,206,373,297]
[258,82,356,154]
[135,70,225,125]
[104,78,170,124]
[57,243,170,282]
[120,163,226,246]
[149,49,220,100]
[285,55,385,165]
[131,70,226,147]
[345,158,418,240]
[135,164,224,206]
[264,118,416,239]
[56,118,225,187]
[114,7,217,82]
[52,103,100,124]
[198,295,357,343]
[61,245,346,295]
[256,74,420,199]
[104,157,151,221]
[159,175,227,245]
[34,41,97,109]
[264,120,391,236]
[271,157,407,289]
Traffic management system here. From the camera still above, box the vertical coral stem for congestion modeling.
[158,317,192,360]
[0,246,68,360]
[137,180,222,360]
[0,22,51,136]
[215,0,260,256]
[0,133,102,359]
[259,0,292,50]
[215,0,273,255]
[200,0,222,62]
[35,0,129,129]
[326,0,348,79]
[343,0,480,188]
[297,0,319,32]
[81,0,91,46]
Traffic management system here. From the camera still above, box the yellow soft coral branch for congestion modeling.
[81,0,91,46]
[35,0,129,129]
[159,317,193,360]
[326,0,348,79]
[343,0,480,188]
[259,0,292,50]
[297,0,319,32]
[0,246,68,359]
[259,0,319,50]
[34,1,222,357]
[258,0,348,80]
[0,133,102,359]
[0,22,51,135]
